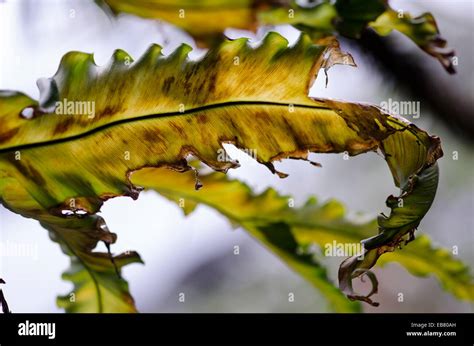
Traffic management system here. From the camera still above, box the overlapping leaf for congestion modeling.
[0,173,142,312]
[132,167,474,306]
[0,32,442,310]
[100,0,455,71]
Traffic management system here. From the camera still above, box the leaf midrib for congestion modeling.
[0,100,331,154]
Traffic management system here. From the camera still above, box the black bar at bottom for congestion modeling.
[0,313,472,345]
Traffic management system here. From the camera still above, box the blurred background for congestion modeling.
[0,0,473,313]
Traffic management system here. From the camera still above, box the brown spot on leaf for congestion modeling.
[207,72,217,94]
[162,76,175,94]
[282,117,305,148]
[100,104,122,118]
[0,128,19,144]
[196,114,208,124]
[6,156,47,186]
[228,118,239,131]
[53,121,71,135]
[26,163,47,186]
[169,122,185,136]
[143,129,158,143]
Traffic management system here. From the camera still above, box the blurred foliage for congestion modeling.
[100,0,455,71]
[134,167,474,309]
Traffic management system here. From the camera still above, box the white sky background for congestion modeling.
[0,0,472,313]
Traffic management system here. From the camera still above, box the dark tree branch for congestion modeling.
[344,30,474,143]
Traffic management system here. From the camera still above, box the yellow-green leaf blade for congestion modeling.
[0,33,443,306]
[0,175,142,313]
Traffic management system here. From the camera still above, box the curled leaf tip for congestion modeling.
[339,253,381,307]
[346,268,380,307]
